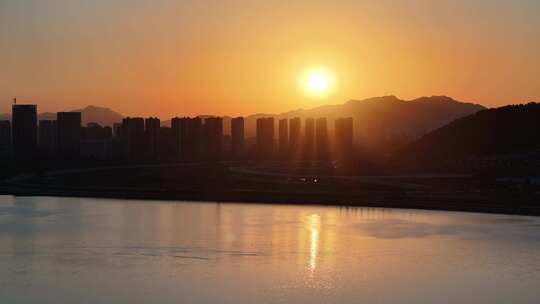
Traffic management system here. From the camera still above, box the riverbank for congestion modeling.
[2,182,539,216]
[2,163,539,216]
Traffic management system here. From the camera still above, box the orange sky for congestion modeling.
[1,0,539,118]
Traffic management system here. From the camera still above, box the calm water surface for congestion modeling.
[1,196,540,303]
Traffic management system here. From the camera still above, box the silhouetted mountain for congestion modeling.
[161,116,234,134]
[73,106,123,126]
[0,105,123,126]
[1,97,482,146]
[397,102,540,169]
[38,112,57,121]
[243,95,484,148]
[0,112,56,121]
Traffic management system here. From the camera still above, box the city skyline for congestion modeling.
[1,102,356,164]
[0,94,487,125]
[0,94,495,161]
[1,1,539,118]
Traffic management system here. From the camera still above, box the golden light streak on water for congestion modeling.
[308,214,320,274]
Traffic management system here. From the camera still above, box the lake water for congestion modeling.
[1,196,540,303]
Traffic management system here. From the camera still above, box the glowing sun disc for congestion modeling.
[301,67,334,98]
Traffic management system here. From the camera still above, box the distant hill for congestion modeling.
[1,96,482,148]
[39,112,57,121]
[0,105,123,126]
[73,105,124,126]
[242,95,484,148]
[161,96,483,145]
[0,111,57,121]
[397,102,540,167]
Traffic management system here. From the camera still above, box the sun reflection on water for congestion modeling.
[308,214,320,274]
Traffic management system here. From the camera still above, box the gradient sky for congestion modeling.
[1,0,539,118]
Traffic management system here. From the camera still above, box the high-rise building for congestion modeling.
[12,104,37,162]
[84,123,112,141]
[335,117,354,160]
[112,123,122,138]
[57,112,82,158]
[231,117,244,159]
[256,117,274,160]
[81,122,114,159]
[203,117,223,160]
[111,123,123,159]
[81,123,113,160]
[304,118,315,160]
[289,117,301,160]
[180,117,202,160]
[121,117,145,160]
[278,119,289,158]
[315,118,329,161]
[157,126,177,160]
[171,117,183,158]
[38,120,57,157]
[103,126,112,139]
[0,121,11,144]
[145,117,160,159]
[0,120,11,156]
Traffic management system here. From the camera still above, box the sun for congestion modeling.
[307,72,329,92]
[301,67,335,98]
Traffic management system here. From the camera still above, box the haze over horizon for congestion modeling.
[1,0,539,118]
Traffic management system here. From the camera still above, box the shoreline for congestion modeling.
[2,184,539,217]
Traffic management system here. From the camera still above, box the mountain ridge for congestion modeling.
[240,95,485,145]
[1,96,484,148]
[0,105,124,127]
[396,102,540,169]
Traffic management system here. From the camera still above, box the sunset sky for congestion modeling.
[1,0,539,118]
